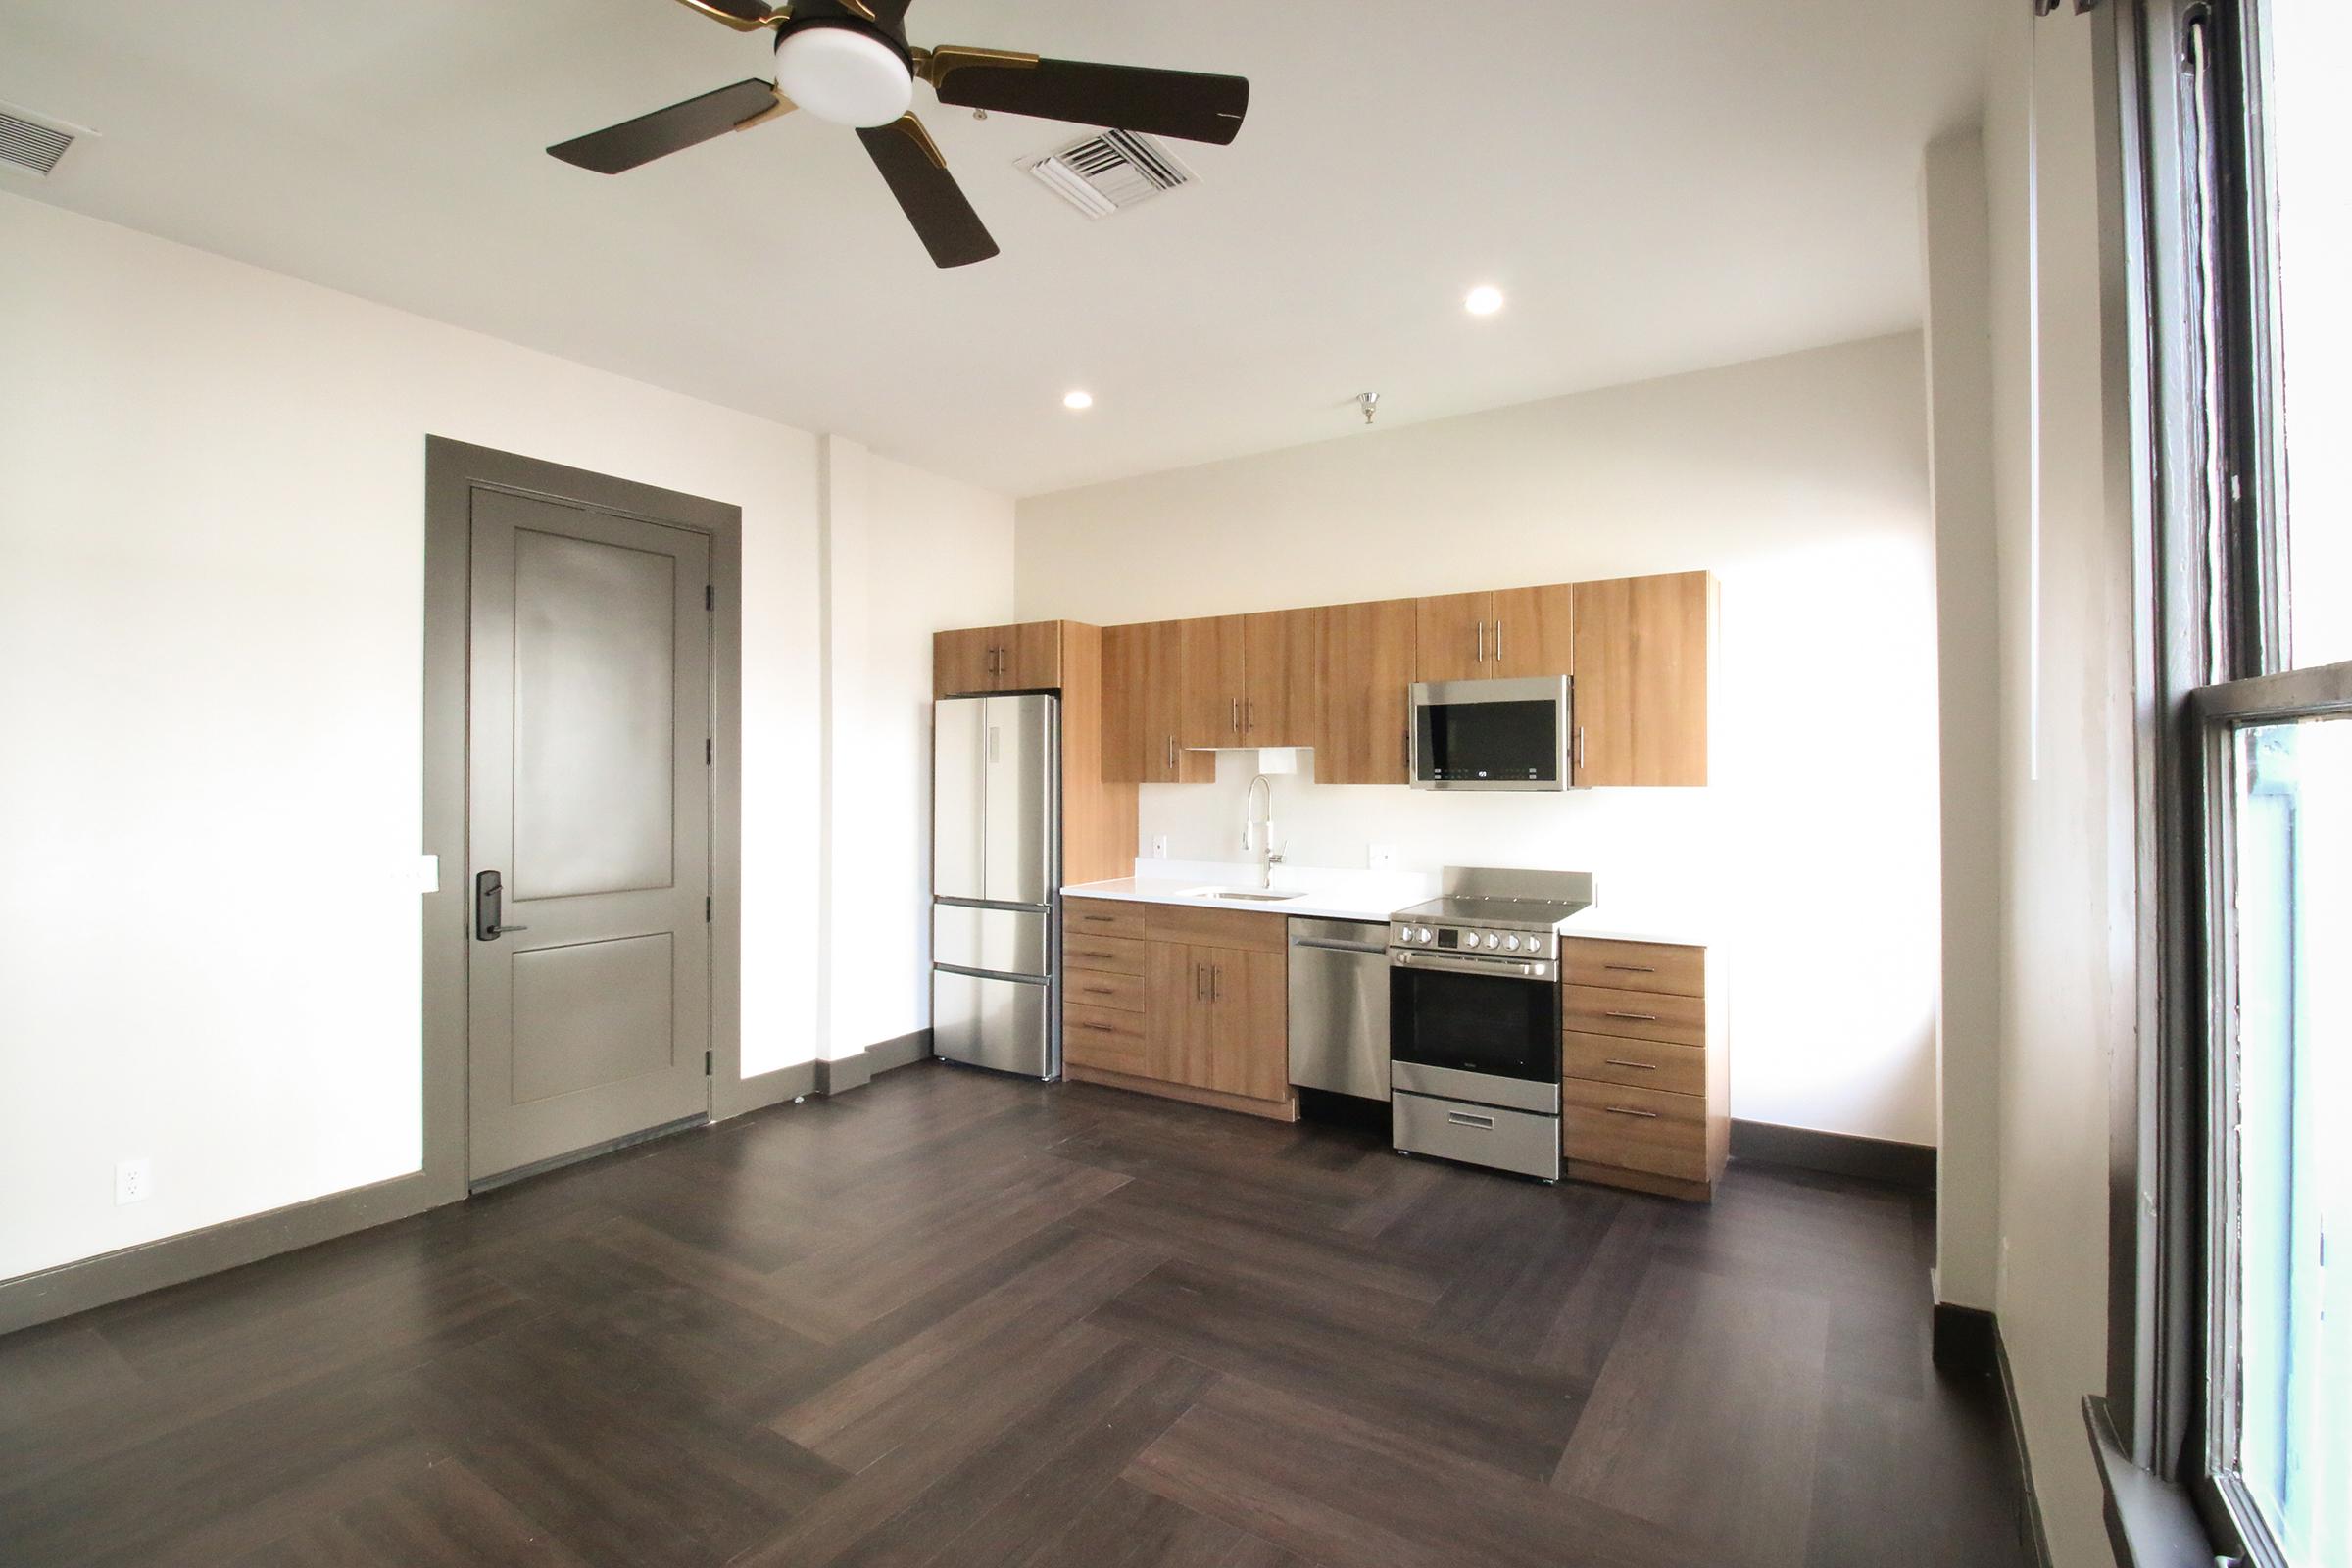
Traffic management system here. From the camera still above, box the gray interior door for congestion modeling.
[466,487,712,1182]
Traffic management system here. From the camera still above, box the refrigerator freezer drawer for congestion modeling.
[933,903,1052,979]
[932,968,1054,1080]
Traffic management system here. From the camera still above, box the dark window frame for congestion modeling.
[2094,1,2331,1564]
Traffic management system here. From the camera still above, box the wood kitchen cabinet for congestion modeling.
[1102,620,1213,785]
[933,621,1062,696]
[1413,585,1575,684]
[1240,609,1318,747]
[1557,933,1726,1200]
[1569,571,1712,787]
[1063,899,1294,1120]
[1175,614,1247,749]
[1312,598,1417,785]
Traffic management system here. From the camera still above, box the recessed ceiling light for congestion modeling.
[1464,285,1506,317]
[1062,390,1095,411]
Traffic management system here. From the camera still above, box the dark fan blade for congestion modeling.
[548,78,782,173]
[858,115,999,269]
[929,55,1249,145]
[669,0,778,28]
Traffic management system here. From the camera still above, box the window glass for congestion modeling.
[2262,1,2352,668]
[2226,713,2350,1564]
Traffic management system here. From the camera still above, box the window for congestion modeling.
[2104,1,2352,1566]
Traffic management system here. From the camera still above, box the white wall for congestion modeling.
[1981,6,2133,1564]
[820,444,1015,1060]
[1921,126,2004,1314]
[1017,334,1943,1146]
[0,195,1008,1283]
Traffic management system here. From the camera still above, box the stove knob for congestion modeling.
[1416,927,1434,944]
[1484,933,1500,949]
[1502,934,1521,952]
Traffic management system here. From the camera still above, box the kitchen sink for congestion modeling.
[1183,887,1308,904]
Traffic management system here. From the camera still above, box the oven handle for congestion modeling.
[1391,950,1544,979]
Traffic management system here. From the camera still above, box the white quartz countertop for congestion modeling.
[1060,871,1707,948]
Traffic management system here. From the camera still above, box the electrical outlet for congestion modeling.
[1367,844,1396,871]
[1151,835,1169,859]
[115,1158,151,1205]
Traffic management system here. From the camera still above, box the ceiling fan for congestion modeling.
[548,0,1251,269]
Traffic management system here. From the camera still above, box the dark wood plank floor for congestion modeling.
[0,1065,2027,1567]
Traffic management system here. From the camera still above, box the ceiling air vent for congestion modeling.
[0,103,88,179]
[1022,129,1195,220]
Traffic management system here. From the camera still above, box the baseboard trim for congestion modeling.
[1932,1302,2000,1377]
[0,1168,441,1337]
[866,1028,933,1076]
[1729,1119,1936,1190]
[2000,1327,2056,1568]
[718,1059,818,1118]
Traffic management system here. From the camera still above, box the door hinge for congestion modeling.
[706,737,713,765]
[705,895,712,922]
[705,583,714,612]
[704,1049,712,1075]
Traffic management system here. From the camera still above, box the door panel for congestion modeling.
[1139,621,1212,783]
[932,698,987,902]
[935,627,1000,697]
[1147,941,1211,1087]
[512,530,677,899]
[1101,623,1146,784]
[981,694,1055,906]
[1313,599,1417,785]
[1414,591,1493,684]
[1177,614,1246,749]
[1002,621,1062,691]
[467,487,711,1182]
[1490,583,1575,680]
[511,935,675,1103]
[1241,609,1318,747]
[1571,572,1712,786]
[1206,947,1287,1102]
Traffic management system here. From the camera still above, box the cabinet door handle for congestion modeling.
[1247,697,1255,733]
[1494,618,1504,664]
[1476,619,1486,664]
[1604,963,1656,973]
[1076,1020,1118,1033]
[1603,1010,1660,1022]
[1574,724,1587,770]
[1081,983,1116,996]
[1604,1059,1658,1072]
[1604,1105,1661,1119]
[1194,963,1206,1002]
[1212,965,1223,1002]
[1446,1111,1495,1130]
[1230,697,1240,734]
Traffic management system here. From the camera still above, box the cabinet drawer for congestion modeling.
[1142,903,1288,954]
[1557,938,1705,998]
[1064,1004,1147,1075]
[1560,984,1704,1048]
[1064,900,1147,943]
[1065,934,1150,976]
[1562,1032,1705,1098]
[1064,968,1146,1012]
[1561,1079,1708,1182]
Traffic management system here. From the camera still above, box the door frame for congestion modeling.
[421,437,744,1205]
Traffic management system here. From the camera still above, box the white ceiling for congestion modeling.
[3,1,1986,497]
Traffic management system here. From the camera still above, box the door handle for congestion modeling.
[1604,1106,1662,1120]
[1211,964,1223,1003]
[1494,618,1504,664]
[1247,697,1255,733]
[1602,1010,1660,1022]
[1230,697,1240,734]
[1476,619,1485,664]
[1194,963,1206,1002]
[1446,1111,1495,1129]
[474,870,529,941]
[1574,724,1587,770]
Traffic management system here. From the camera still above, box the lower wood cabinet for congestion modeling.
[1558,936,1727,1200]
[1062,899,1295,1120]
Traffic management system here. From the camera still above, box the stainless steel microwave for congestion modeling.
[1408,676,1573,791]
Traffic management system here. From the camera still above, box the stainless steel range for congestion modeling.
[1388,867,1595,1181]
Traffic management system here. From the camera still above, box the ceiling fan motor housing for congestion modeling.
[772,14,915,127]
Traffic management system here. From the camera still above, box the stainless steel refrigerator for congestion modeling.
[931,693,1060,1079]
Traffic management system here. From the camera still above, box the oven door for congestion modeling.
[1389,951,1562,1086]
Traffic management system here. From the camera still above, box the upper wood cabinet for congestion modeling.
[933,622,1062,697]
[1176,614,1247,749]
[1414,585,1575,684]
[1240,609,1318,748]
[1102,620,1212,784]
[1490,584,1576,679]
[1313,599,1416,785]
[1570,572,1713,787]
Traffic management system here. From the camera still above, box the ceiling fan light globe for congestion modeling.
[773,27,914,127]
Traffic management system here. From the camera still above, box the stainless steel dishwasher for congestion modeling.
[1287,917,1393,1101]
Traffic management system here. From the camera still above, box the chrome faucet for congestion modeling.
[1244,774,1284,888]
